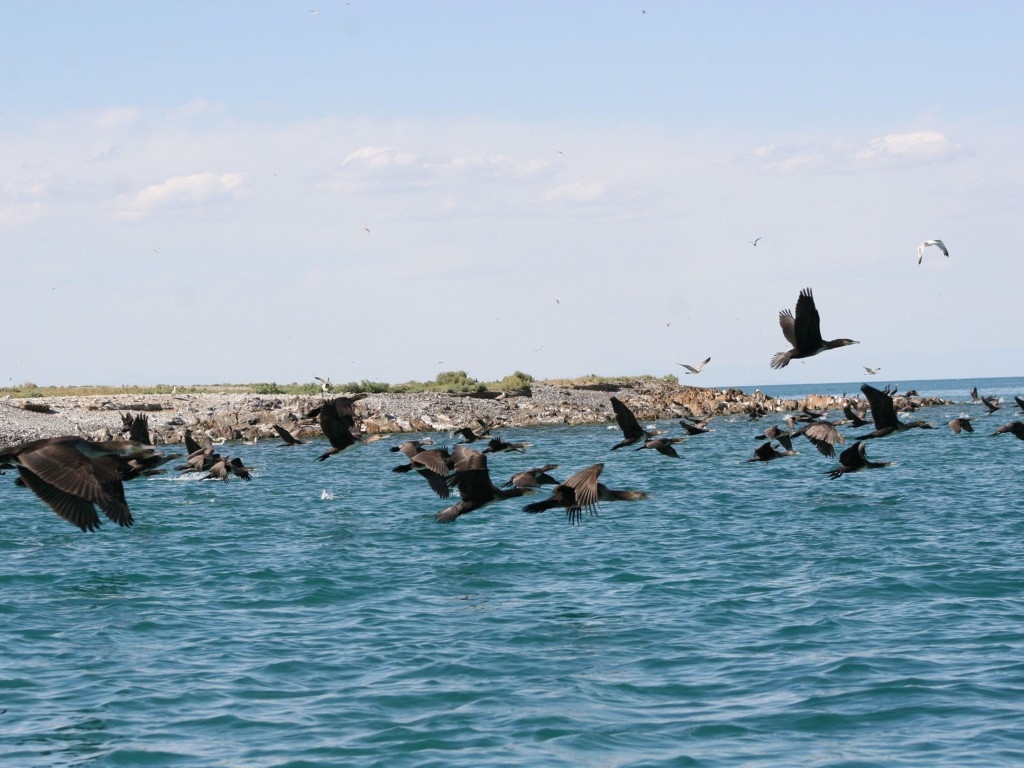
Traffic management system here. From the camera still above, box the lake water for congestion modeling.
[2,376,1023,766]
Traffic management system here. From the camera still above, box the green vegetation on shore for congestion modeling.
[0,372,682,399]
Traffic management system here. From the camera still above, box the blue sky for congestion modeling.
[2,2,1021,389]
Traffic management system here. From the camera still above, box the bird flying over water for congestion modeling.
[306,395,366,461]
[434,445,528,523]
[523,463,647,525]
[991,421,1024,440]
[609,397,663,450]
[0,437,168,531]
[771,287,858,369]
[949,417,974,434]
[855,383,934,439]
[917,239,949,265]
[826,441,892,479]
[677,356,711,374]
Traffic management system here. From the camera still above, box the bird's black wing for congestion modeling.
[792,287,824,351]
[610,397,644,440]
[860,383,898,429]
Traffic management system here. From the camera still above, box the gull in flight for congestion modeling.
[864,366,881,375]
[677,356,711,374]
[917,239,949,265]
[749,237,762,246]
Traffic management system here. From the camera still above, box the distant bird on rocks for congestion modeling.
[677,356,711,374]
[826,441,892,479]
[434,445,528,523]
[0,437,168,531]
[917,239,949,265]
[855,383,934,439]
[948,417,974,434]
[991,421,1024,440]
[523,463,648,525]
[314,376,332,395]
[610,396,663,450]
[771,287,858,369]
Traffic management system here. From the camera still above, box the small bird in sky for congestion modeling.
[749,237,762,246]
[864,366,881,375]
[677,356,711,374]
[917,239,949,265]
[771,287,858,369]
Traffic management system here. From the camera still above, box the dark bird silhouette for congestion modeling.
[843,403,870,428]
[434,445,528,523]
[992,421,1024,440]
[1015,395,1024,413]
[826,441,892,479]
[792,420,845,458]
[755,424,789,441]
[610,396,663,450]
[771,287,858,369]
[482,436,530,453]
[747,439,796,462]
[948,417,974,434]
[523,463,647,525]
[970,386,980,401]
[121,412,152,445]
[980,395,1001,414]
[453,418,494,443]
[404,447,454,499]
[501,464,560,489]
[636,436,684,458]
[306,395,366,461]
[855,383,934,439]
[272,423,305,446]
[0,437,166,531]
[202,456,253,481]
[679,417,713,435]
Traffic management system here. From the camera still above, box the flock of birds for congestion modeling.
[8,267,1022,532]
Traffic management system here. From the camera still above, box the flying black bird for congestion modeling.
[992,421,1024,440]
[523,463,647,525]
[980,395,1001,414]
[272,423,305,446]
[609,396,663,450]
[501,464,560,489]
[855,383,934,439]
[826,441,892,479]
[0,437,167,531]
[306,396,366,461]
[434,445,528,523]
[948,417,974,434]
[636,436,685,458]
[747,439,797,462]
[771,287,858,369]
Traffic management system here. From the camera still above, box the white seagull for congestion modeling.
[917,239,949,265]
[677,356,711,374]
[864,366,881,375]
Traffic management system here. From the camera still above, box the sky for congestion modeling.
[2,1,1022,390]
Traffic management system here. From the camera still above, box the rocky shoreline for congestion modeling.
[0,381,950,447]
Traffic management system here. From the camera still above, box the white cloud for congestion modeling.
[174,98,226,118]
[543,181,606,203]
[342,145,419,171]
[855,130,958,162]
[745,130,960,175]
[117,171,246,219]
[93,107,141,131]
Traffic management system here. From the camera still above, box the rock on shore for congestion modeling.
[0,381,949,447]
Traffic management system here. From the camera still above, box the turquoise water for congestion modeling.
[2,377,1023,767]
